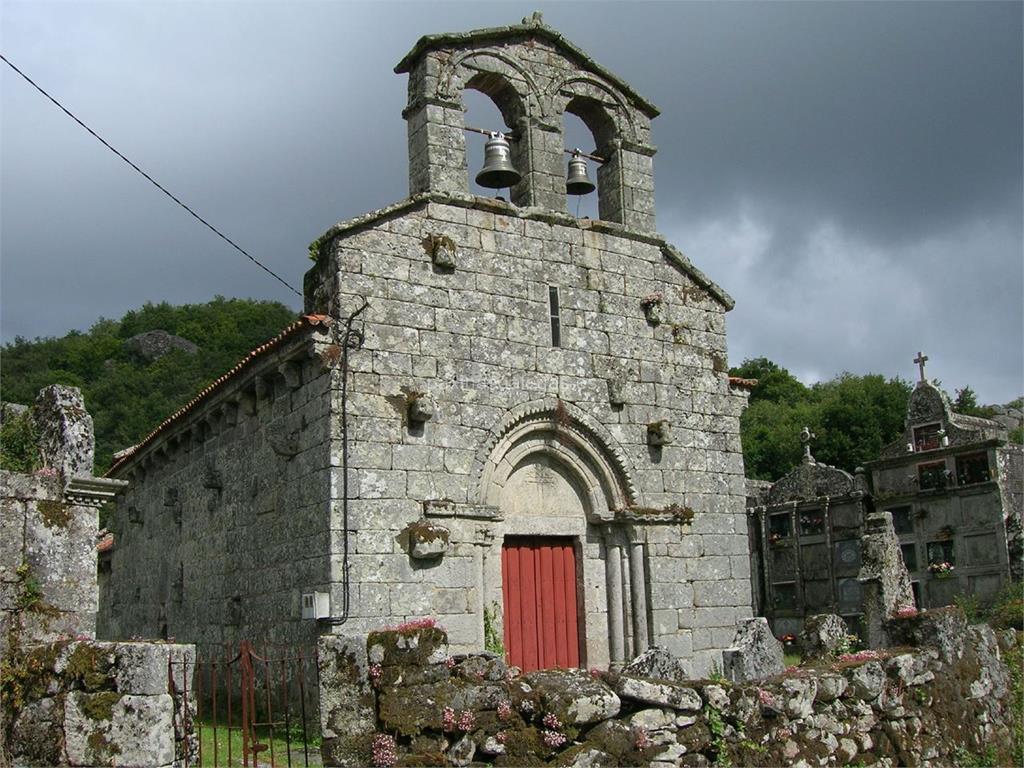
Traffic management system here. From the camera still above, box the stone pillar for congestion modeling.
[597,140,656,232]
[858,510,915,649]
[628,537,649,657]
[33,385,94,480]
[604,531,625,668]
[512,116,565,211]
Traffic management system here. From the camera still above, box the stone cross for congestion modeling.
[800,425,816,464]
[914,351,929,383]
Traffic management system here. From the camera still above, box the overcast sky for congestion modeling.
[2,1,1021,403]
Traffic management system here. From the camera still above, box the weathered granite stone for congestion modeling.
[447,734,476,766]
[722,617,784,682]
[615,675,702,711]
[701,684,729,711]
[33,385,94,479]
[780,678,817,719]
[318,635,377,767]
[64,691,176,767]
[849,661,886,701]
[886,606,967,663]
[525,669,621,724]
[9,696,65,765]
[367,626,448,667]
[799,614,852,660]
[858,510,914,649]
[123,329,198,361]
[622,646,691,682]
[813,672,848,703]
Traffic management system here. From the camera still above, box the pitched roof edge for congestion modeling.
[315,192,735,311]
[394,22,660,118]
[105,314,333,477]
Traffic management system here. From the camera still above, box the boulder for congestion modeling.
[848,661,886,701]
[722,617,784,682]
[799,614,852,659]
[524,668,621,725]
[615,675,702,711]
[622,646,691,682]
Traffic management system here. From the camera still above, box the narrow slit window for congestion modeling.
[549,286,561,347]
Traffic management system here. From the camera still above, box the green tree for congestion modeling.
[1,298,296,472]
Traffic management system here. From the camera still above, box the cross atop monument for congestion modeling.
[800,425,816,464]
[913,351,929,384]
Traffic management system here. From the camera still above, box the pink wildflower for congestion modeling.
[542,712,562,730]
[442,706,456,732]
[497,701,512,722]
[369,663,383,686]
[495,730,508,744]
[457,710,476,732]
[371,733,397,767]
[394,617,439,632]
[542,730,567,749]
[633,726,650,750]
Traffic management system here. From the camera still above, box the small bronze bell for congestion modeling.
[476,132,521,189]
[566,150,596,196]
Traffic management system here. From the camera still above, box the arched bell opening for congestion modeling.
[564,95,622,225]
[562,111,600,220]
[463,72,528,203]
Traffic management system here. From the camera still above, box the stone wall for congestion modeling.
[2,639,195,767]
[305,194,752,673]
[101,321,336,649]
[318,611,1019,767]
[1,470,99,657]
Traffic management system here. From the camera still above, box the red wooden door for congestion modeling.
[501,537,580,671]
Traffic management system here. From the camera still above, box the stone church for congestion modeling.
[100,16,754,676]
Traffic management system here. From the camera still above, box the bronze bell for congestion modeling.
[475,132,521,189]
[566,150,596,195]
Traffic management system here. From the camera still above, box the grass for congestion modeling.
[195,719,322,767]
[783,653,801,667]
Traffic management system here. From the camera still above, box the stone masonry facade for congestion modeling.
[102,17,753,676]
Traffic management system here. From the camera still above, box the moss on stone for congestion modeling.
[66,643,114,691]
[80,690,121,721]
[87,729,121,760]
[37,498,72,528]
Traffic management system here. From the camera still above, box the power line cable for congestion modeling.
[0,53,303,297]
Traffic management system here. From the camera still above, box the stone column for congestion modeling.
[858,510,915,649]
[603,527,626,668]
[628,533,649,657]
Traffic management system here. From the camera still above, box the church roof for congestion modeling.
[394,18,660,119]
[106,314,332,476]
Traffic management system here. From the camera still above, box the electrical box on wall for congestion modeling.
[301,591,330,620]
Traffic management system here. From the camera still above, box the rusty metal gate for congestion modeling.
[169,641,321,767]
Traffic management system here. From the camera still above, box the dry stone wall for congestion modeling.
[2,639,195,767]
[318,610,1019,767]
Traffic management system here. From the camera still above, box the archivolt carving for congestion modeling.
[437,49,543,121]
[549,73,637,144]
[472,399,637,516]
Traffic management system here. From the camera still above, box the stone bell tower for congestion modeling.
[395,13,660,230]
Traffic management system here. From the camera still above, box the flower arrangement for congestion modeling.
[779,633,796,647]
[928,561,955,576]
[371,734,397,767]
[768,532,784,545]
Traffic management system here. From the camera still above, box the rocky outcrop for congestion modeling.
[123,329,198,361]
[318,611,1020,767]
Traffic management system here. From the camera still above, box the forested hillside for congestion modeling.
[1,297,296,472]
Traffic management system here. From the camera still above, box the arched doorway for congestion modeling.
[475,401,636,670]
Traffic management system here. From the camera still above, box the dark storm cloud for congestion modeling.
[1,1,1021,401]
